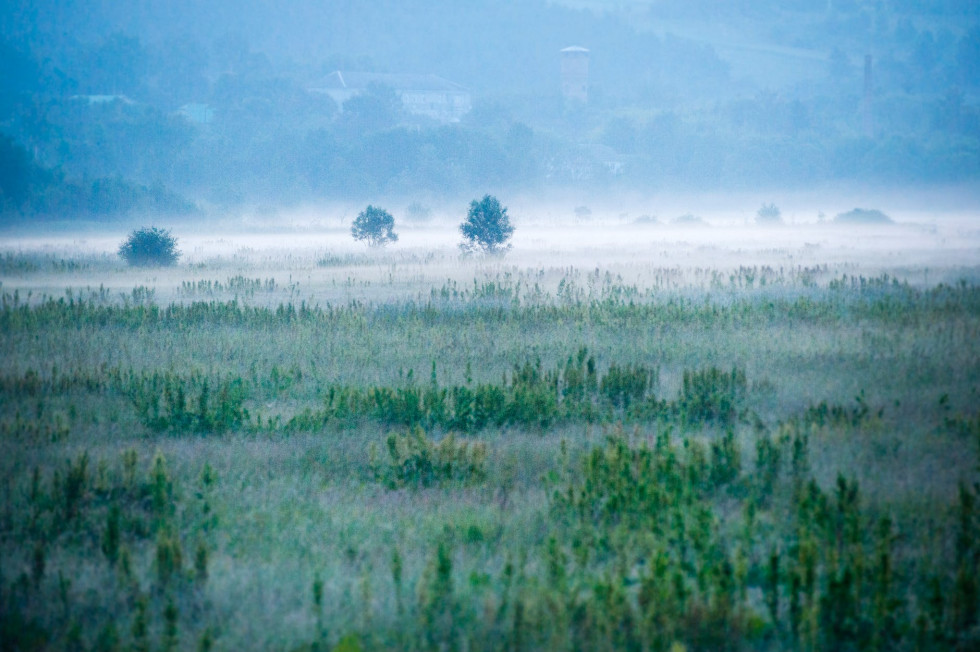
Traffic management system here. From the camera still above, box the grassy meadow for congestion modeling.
[1,214,979,651]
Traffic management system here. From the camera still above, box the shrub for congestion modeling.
[672,213,706,226]
[678,366,747,426]
[459,194,514,255]
[125,372,248,434]
[118,226,180,267]
[834,208,893,225]
[372,426,487,488]
[405,201,432,221]
[351,205,398,247]
[756,203,783,224]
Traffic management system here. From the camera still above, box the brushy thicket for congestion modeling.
[0,273,978,651]
[118,226,180,267]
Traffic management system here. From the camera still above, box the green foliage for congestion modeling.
[101,504,121,564]
[1,267,978,651]
[59,452,90,521]
[709,429,742,487]
[548,430,748,649]
[0,134,42,210]
[289,351,672,433]
[373,426,487,488]
[118,227,180,267]
[679,367,747,427]
[194,540,209,583]
[332,634,363,652]
[601,362,655,410]
[124,371,247,434]
[162,598,179,652]
[801,394,881,429]
[459,195,514,255]
[351,205,398,247]
[417,541,459,650]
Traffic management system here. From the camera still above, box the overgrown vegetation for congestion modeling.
[371,427,487,488]
[1,260,978,651]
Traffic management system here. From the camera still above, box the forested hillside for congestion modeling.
[1,0,978,218]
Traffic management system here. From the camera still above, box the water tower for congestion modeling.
[561,46,590,103]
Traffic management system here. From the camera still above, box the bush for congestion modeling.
[459,194,514,255]
[405,201,432,221]
[834,208,893,225]
[372,427,487,488]
[351,205,398,247]
[118,227,180,267]
[678,366,747,426]
[756,203,782,224]
[672,213,706,226]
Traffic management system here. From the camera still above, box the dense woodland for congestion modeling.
[1,0,979,219]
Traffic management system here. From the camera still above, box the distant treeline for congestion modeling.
[0,0,978,215]
[0,135,195,221]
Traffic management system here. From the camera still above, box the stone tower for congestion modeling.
[561,46,590,103]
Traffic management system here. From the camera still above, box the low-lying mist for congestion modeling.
[1,187,977,310]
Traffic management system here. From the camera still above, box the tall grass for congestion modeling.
[1,266,978,650]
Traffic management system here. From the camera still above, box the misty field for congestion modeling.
[1,215,979,651]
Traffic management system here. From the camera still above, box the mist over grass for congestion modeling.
[2,2,980,647]
[1,195,979,650]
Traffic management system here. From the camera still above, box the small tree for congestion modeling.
[459,195,514,255]
[756,203,782,225]
[118,226,180,267]
[351,205,398,247]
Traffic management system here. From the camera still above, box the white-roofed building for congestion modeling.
[309,71,471,123]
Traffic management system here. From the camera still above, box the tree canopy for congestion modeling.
[351,205,398,247]
[118,226,180,266]
[459,195,514,255]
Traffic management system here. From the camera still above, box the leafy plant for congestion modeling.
[678,366,747,426]
[118,226,180,267]
[351,205,398,247]
[372,427,487,488]
[459,195,514,255]
[124,372,248,435]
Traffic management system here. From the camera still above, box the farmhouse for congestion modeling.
[308,71,471,123]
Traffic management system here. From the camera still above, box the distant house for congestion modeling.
[308,71,471,123]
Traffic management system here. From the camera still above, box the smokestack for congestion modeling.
[861,54,874,138]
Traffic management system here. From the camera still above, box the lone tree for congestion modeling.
[118,226,180,267]
[459,194,514,255]
[351,205,398,247]
[756,203,782,225]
